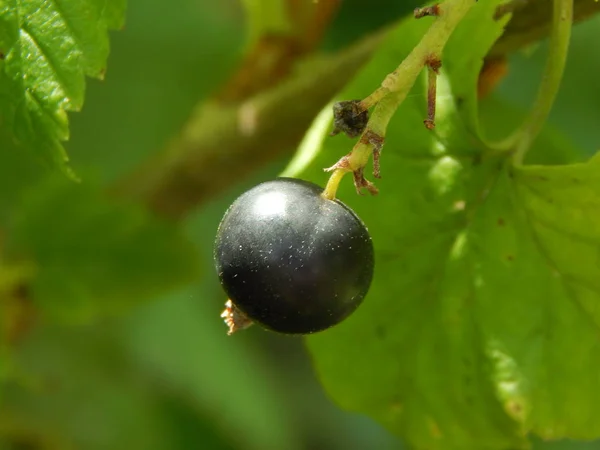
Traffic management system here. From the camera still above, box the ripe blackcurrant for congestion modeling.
[214,178,374,335]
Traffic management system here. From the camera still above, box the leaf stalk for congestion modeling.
[511,0,573,165]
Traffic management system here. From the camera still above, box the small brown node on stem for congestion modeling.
[330,100,369,138]
[426,56,442,74]
[414,4,440,18]
[352,167,379,196]
[360,130,385,179]
[221,299,253,335]
[324,154,352,172]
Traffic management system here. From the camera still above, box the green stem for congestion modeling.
[511,0,573,164]
[326,0,476,198]
[375,0,476,102]
[348,91,404,172]
[322,169,347,200]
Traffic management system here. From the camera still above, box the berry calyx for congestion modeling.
[214,178,374,335]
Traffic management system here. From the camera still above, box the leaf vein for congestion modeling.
[17,24,72,108]
[514,179,600,336]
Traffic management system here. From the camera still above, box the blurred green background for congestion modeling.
[1,1,600,449]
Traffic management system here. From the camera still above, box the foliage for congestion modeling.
[292,2,600,449]
[1,0,600,449]
[0,0,126,177]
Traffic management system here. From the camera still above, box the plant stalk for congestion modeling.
[512,0,573,164]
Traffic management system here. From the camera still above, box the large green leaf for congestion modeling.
[4,175,200,322]
[0,0,126,177]
[290,2,600,449]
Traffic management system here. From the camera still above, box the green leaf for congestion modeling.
[513,153,600,297]
[290,3,600,449]
[508,154,600,438]
[4,175,200,323]
[0,0,127,177]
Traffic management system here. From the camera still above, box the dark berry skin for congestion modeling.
[214,178,374,334]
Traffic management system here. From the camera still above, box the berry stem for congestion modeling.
[359,89,387,111]
[322,168,348,200]
[324,0,477,198]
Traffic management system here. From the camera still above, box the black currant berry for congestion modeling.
[214,178,374,335]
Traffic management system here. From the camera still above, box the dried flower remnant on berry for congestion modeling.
[221,299,254,335]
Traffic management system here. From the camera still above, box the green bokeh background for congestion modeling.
[1,1,600,449]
